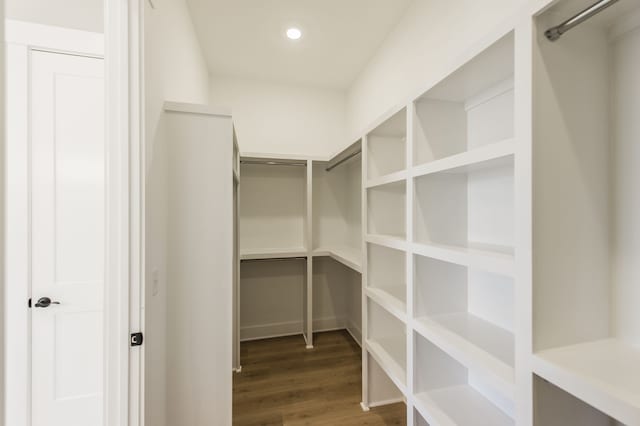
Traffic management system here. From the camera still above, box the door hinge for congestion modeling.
[131,332,144,347]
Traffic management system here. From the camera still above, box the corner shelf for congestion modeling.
[366,234,408,251]
[366,170,408,189]
[532,339,640,426]
[414,385,514,426]
[413,313,515,399]
[312,245,362,272]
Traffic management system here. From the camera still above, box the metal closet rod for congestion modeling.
[326,150,361,172]
[241,160,307,167]
[545,0,619,41]
[326,140,362,172]
[241,257,307,263]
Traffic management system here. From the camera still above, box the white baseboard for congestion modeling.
[368,397,405,408]
[240,320,302,342]
[240,317,348,342]
[346,319,362,346]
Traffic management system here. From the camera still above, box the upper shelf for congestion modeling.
[532,339,640,426]
[417,33,514,104]
[240,247,307,261]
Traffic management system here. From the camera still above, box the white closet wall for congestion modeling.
[361,29,517,425]
[240,162,307,256]
[357,0,640,424]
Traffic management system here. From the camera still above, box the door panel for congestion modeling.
[30,50,105,426]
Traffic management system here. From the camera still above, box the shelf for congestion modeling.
[366,337,407,394]
[532,339,640,425]
[366,170,408,189]
[313,245,362,273]
[412,139,515,178]
[414,313,515,399]
[414,385,514,426]
[366,234,407,251]
[366,287,406,323]
[412,241,514,277]
[240,247,307,261]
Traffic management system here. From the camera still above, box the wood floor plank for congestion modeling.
[233,330,406,426]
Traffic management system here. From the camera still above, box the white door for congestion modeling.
[30,49,105,426]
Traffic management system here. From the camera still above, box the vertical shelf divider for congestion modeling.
[406,101,416,424]
[305,159,314,349]
[361,135,371,411]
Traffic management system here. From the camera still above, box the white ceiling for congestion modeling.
[186,0,412,89]
[6,0,103,33]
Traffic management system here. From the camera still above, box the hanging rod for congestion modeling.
[545,0,619,41]
[240,160,307,167]
[241,256,307,263]
[326,140,362,172]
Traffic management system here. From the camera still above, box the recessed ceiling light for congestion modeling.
[286,28,302,40]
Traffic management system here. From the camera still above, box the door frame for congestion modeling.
[4,2,144,424]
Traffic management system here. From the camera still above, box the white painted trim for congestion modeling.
[5,41,31,426]
[5,20,104,57]
[346,320,362,347]
[104,1,144,426]
[368,397,406,408]
[240,317,347,342]
[360,134,370,408]
[0,7,5,425]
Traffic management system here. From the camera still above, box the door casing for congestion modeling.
[4,6,144,425]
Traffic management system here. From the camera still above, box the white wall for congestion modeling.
[346,0,518,140]
[0,2,5,422]
[210,76,348,157]
[5,0,102,32]
[144,1,210,425]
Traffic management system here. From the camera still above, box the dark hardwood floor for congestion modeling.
[233,330,406,425]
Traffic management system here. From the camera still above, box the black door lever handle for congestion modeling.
[35,297,60,308]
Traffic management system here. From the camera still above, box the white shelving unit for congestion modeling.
[361,28,518,425]
[312,143,363,272]
[238,156,313,347]
[238,143,364,350]
[359,1,640,425]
